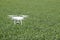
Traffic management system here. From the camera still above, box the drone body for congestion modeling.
[8,15,28,25]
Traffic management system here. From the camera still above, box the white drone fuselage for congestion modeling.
[8,15,28,25]
[12,16,24,20]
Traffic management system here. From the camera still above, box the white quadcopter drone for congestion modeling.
[8,15,28,25]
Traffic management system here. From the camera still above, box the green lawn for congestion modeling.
[0,0,60,40]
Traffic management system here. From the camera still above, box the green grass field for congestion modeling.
[0,0,60,40]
